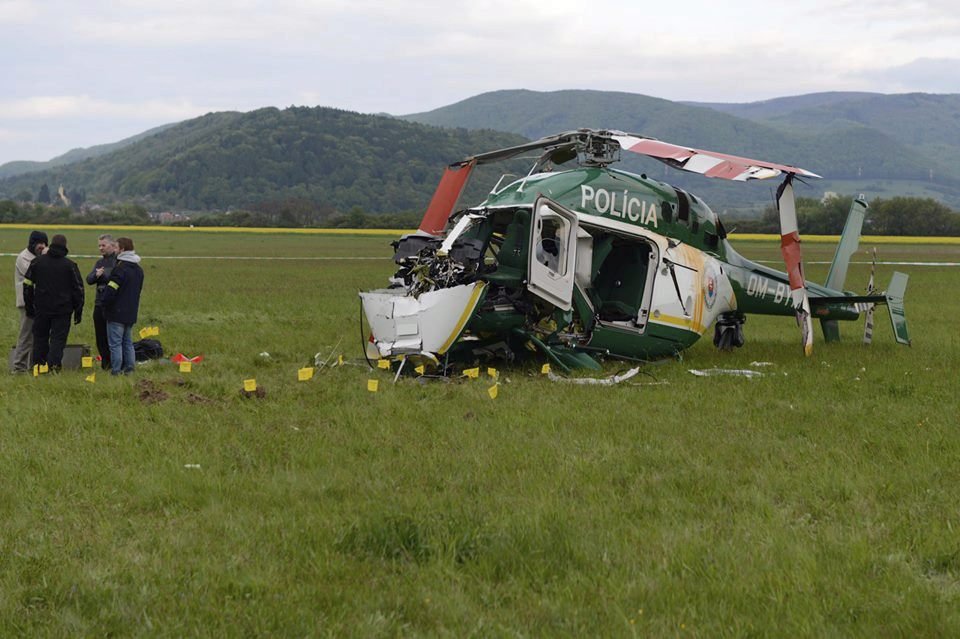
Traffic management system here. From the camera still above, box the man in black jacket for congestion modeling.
[23,234,84,371]
[101,237,144,375]
[86,234,118,370]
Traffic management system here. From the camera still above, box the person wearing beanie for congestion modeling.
[10,230,48,373]
[100,236,144,375]
[22,233,85,371]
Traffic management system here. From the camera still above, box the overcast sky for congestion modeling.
[2,0,958,165]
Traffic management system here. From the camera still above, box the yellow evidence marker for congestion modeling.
[464,367,479,379]
[297,367,314,381]
[81,356,93,368]
[377,359,390,370]
[367,379,379,392]
[179,361,192,373]
[85,373,96,384]
[243,379,257,392]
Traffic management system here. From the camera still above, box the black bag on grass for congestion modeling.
[134,339,164,362]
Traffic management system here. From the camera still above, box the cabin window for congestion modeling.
[675,189,690,223]
[661,200,673,223]
[535,214,569,276]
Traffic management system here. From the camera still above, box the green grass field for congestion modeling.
[2,226,958,637]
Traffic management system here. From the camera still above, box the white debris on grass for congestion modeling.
[547,366,642,385]
[688,368,764,378]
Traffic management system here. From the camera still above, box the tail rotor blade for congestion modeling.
[863,247,877,344]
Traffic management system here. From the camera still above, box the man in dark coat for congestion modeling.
[86,234,118,370]
[23,234,84,371]
[100,237,144,375]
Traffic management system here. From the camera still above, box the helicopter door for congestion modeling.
[527,196,579,311]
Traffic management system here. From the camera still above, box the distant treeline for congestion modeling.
[176,200,422,229]
[730,195,960,236]
[0,200,151,226]
[3,194,957,235]
[0,198,422,229]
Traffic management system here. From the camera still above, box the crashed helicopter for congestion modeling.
[360,129,910,372]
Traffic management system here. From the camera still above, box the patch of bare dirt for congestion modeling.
[240,386,267,399]
[135,379,169,404]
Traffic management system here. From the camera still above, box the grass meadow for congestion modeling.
[1,226,958,637]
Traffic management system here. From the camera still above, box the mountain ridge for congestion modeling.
[2,89,958,214]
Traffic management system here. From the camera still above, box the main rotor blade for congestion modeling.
[610,133,820,182]
[418,161,476,235]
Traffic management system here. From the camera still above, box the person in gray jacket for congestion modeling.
[11,230,48,373]
[86,234,118,370]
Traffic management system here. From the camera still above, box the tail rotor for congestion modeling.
[863,247,877,344]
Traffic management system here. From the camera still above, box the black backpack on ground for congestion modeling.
[134,339,164,361]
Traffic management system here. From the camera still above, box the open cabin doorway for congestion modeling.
[581,227,659,333]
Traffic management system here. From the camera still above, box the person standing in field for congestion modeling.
[11,230,48,373]
[86,234,118,370]
[101,237,144,375]
[23,234,84,372]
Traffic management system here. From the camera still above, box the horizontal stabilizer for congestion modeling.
[810,294,886,306]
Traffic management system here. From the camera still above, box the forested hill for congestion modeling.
[0,108,527,213]
[403,89,960,209]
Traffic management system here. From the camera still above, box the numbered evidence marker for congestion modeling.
[487,367,498,378]
[243,378,257,392]
[367,379,379,392]
[140,326,160,339]
[463,367,480,379]
[414,364,425,375]
[377,359,390,370]
[81,356,93,368]
[179,361,192,373]
[39,364,49,374]
[85,372,96,384]
[541,363,551,375]
[297,367,314,381]
[488,384,499,399]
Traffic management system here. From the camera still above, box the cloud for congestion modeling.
[0,95,222,120]
[0,0,38,24]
